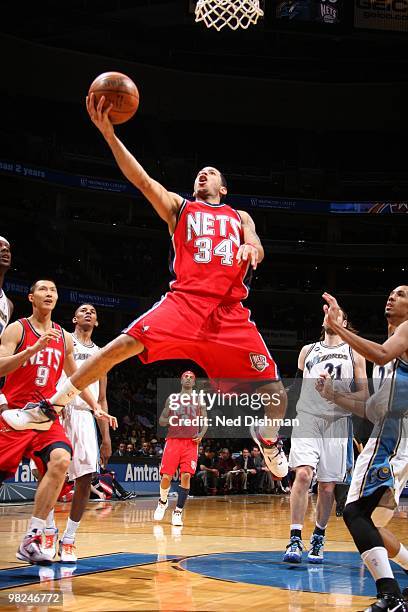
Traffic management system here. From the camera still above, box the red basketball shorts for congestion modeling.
[0,416,72,477]
[160,438,198,476]
[124,291,278,383]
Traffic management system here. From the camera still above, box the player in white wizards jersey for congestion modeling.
[0,236,13,337]
[284,307,367,565]
[320,287,408,612]
[42,304,112,564]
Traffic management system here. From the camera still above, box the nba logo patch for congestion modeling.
[191,460,197,471]
[249,353,269,372]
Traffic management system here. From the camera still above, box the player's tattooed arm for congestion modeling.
[236,210,264,269]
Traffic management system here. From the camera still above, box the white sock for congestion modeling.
[258,424,279,443]
[362,546,394,581]
[63,517,80,543]
[316,522,327,531]
[27,516,46,535]
[49,379,80,411]
[391,543,408,571]
[290,524,303,531]
[45,509,56,530]
[160,485,170,504]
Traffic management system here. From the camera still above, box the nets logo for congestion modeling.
[320,0,339,24]
[249,353,269,372]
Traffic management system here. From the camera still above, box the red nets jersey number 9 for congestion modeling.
[35,366,50,387]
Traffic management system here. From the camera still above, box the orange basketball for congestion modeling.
[88,72,139,125]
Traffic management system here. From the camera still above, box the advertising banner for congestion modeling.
[0,458,166,502]
[354,0,408,32]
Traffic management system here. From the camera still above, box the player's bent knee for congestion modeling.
[372,506,393,528]
[48,449,71,475]
[294,466,314,487]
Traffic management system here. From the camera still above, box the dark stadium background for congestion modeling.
[1,0,407,446]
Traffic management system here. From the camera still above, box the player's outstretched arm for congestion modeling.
[0,322,60,377]
[86,93,182,232]
[323,292,408,365]
[236,211,264,269]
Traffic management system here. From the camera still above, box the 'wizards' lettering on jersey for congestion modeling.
[22,348,62,371]
[305,352,349,373]
[0,309,8,324]
[186,212,241,247]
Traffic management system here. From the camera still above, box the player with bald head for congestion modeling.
[154,371,207,526]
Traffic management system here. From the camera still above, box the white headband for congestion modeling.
[0,236,9,246]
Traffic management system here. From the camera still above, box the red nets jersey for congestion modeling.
[169,199,251,302]
[2,318,66,408]
[167,394,203,439]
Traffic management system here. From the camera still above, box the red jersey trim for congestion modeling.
[14,320,26,354]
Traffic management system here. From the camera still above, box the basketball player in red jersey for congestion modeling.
[5,94,288,478]
[0,279,116,564]
[154,371,207,526]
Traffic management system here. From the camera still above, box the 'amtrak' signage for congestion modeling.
[0,459,166,502]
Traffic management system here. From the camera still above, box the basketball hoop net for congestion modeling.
[195,0,264,31]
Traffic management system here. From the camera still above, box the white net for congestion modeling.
[195,0,264,31]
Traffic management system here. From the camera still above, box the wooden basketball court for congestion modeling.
[1,495,407,611]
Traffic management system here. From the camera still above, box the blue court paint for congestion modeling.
[0,553,178,590]
[179,551,408,596]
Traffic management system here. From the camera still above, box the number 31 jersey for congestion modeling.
[297,341,355,418]
[2,318,65,408]
[169,199,251,303]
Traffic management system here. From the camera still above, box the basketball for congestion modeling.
[88,71,139,125]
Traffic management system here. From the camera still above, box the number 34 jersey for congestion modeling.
[2,318,66,408]
[169,199,251,303]
[297,341,356,418]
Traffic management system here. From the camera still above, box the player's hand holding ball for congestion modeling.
[86,92,115,142]
[86,72,139,142]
